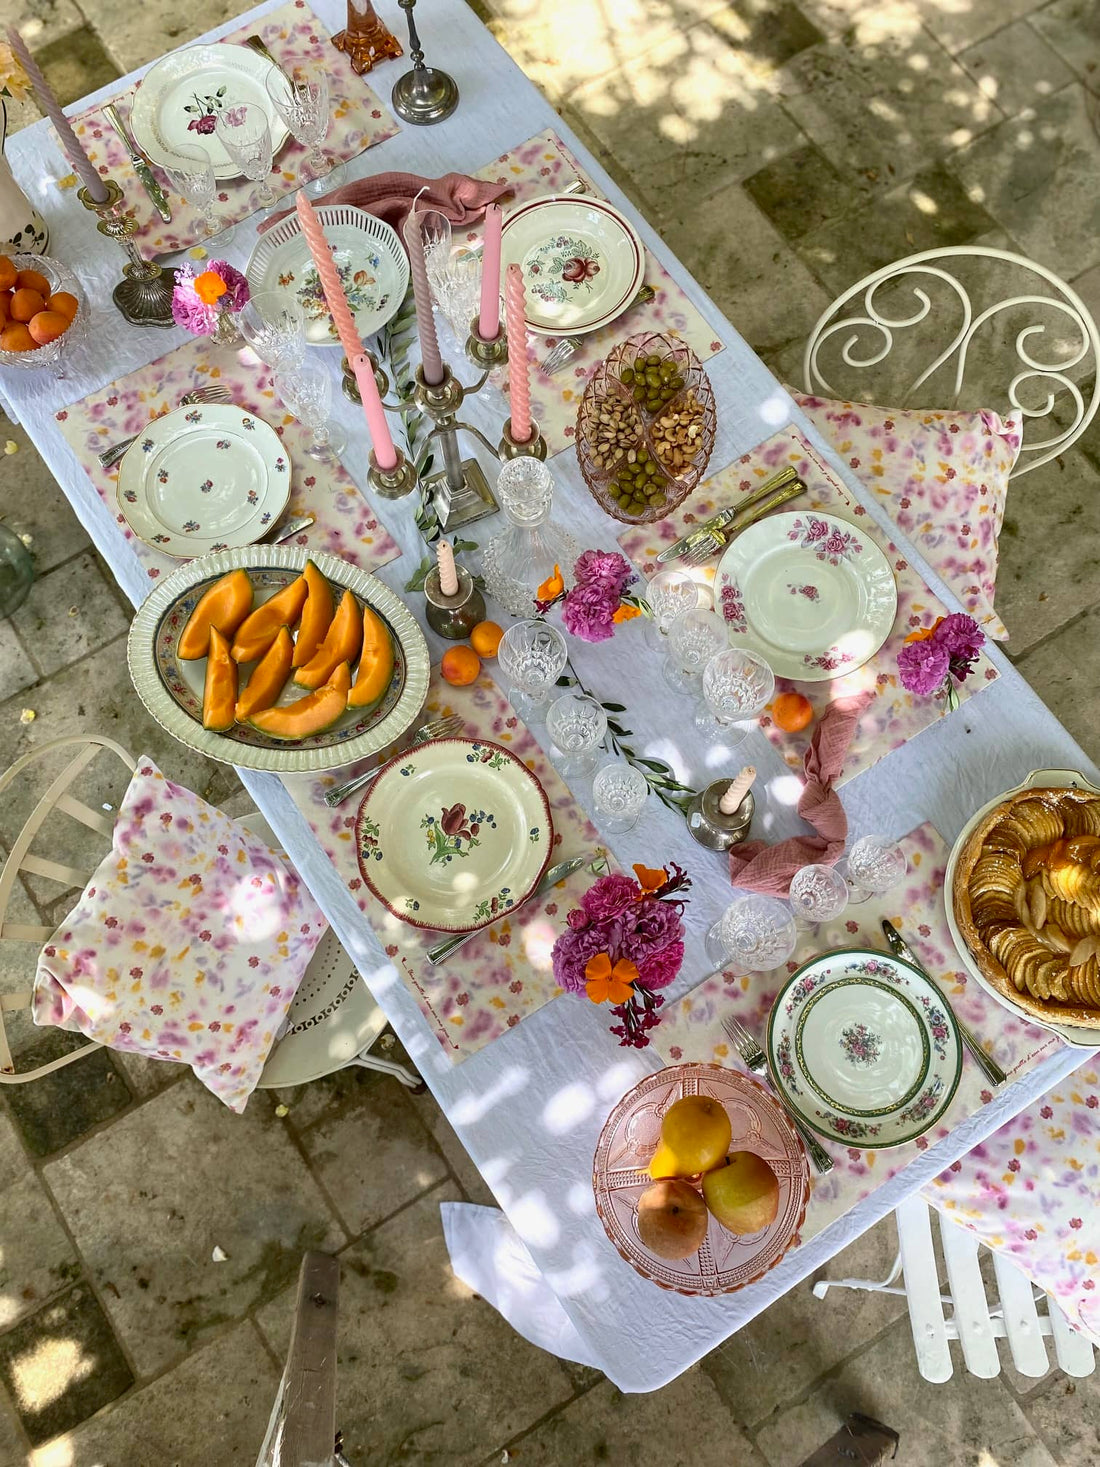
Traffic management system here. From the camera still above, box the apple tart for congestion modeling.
[953,786,1100,1027]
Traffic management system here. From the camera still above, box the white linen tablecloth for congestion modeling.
[2,0,1096,1392]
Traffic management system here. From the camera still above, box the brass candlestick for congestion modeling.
[423,564,486,640]
[367,447,419,500]
[391,0,459,125]
[465,316,509,371]
[499,416,548,461]
[332,0,403,75]
[77,179,175,328]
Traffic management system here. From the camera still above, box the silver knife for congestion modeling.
[655,466,802,564]
[103,104,173,224]
[881,919,1007,1087]
[426,855,588,965]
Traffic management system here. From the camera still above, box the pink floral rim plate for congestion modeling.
[765,949,963,1150]
[354,737,554,933]
[592,1063,810,1296]
[715,510,897,682]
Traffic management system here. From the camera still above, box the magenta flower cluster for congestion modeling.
[559,549,636,644]
[171,261,250,337]
[897,612,986,698]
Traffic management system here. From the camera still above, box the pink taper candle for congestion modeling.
[477,203,502,341]
[6,27,108,203]
[351,352,397,472]
[402,207,444,386]
[436,540,459,597]
[504,263,532,443]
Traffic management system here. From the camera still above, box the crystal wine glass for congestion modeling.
[662,608,727,694]
[162,142,235,244]
[705,893,797,972]
[239,292,307,370]
[482,459,579,617]
[265,62,345,197]
[419,208,453,292]
[546,693,607,779]
[643,568,702,649]
[789,863,850,927]
[274,361,347,460]
[432,248,482,341]
[592,763,648,834]
[497,619,568,722]
[843,835,908,904]
[215,102,278,210]
[695,648,775,747]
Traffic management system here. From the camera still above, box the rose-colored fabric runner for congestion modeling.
[727,691,873,895]
[262,170,509,235]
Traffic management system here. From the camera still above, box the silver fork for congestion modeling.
[98,385,233,469]
[721,1013,834,1173]
[681,479,806,568]
[323,715,463,808]
[541,283,657,376]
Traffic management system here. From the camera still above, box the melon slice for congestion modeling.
[248,662,351,741]
[235,626,293,722]
[292,560,335,669]
[231,573,309,663]
[293,589,363,690]
[179,569,253,660]
[202,627,238,731]
[347,604,395,710]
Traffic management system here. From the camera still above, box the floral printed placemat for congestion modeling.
[619,426,1000,787]
[59,0,398,254]
[281,668,608,1062]
[464,129,722,460]
[55,331,400,582]
[651,822,1060,1242]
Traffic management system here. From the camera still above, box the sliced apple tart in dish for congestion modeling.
[953,785,1100,1027]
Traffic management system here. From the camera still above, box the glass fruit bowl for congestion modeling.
[576,330,717,525]
[0,254,85,371]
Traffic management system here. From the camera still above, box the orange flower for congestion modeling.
[194,270,228,305]
[612,601,641,624]
[537,564,564,602]
[632,864,667,895]
[904,616,945,645]
[584,952,638,1004]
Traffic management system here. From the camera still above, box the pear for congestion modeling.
[648,1095,732,1179]
[702,1150,780,1236]
[636,1180,709,1260]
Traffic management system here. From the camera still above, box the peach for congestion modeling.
[9,288,45,323]
[15,268,51,297]
[0,322,37,353]
[28,310,69,346]
[46,291,78,323]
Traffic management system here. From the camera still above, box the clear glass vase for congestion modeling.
[481,458,580,618]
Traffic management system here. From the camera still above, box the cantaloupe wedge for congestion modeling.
[235,626,293,722]
[231,573,309,663]
[347,604,395,710]
[248,662,351,741]
[179,569,253,660]
[292,560,335,669]
[293,589,363,690]
[202,627,238,731]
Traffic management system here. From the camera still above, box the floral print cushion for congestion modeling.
[33,759,327,1113]
[796,394,1021,641]
[923,1064,1100,1345]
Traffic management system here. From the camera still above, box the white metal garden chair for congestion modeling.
[803,246,1100,478]
[814,1195,1096,1383]
[0,734,420,1092]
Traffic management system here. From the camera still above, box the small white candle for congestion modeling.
[719,766,756,816]
[437,539,459,597]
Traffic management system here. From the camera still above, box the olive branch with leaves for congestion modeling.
[377,288,440,541]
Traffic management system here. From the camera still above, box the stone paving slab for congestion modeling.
[958,20,1076,118]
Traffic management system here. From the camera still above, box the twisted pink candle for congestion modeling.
[295,191,362,366]
[477,203,502,341]
[6,27,108,203]
[505,263,532,443]
[402,207,444,386]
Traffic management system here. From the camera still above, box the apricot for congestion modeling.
[28,310,69,346]
[772,691,814,733]
[15,268,51,297]
[9,288,45,323]
[46,291,78,323]
[469,620,504,659]
[0,256,16,291]
[0,293,8,329]
[440,644,481,686]
[0,322,37,353]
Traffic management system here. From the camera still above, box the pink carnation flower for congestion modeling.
[638,940,684,991]
[581,874,639,923]
[897,638,950,697]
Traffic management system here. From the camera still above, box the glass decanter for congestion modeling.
[481,458,580,618]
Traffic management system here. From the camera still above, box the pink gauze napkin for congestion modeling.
[32,759,327,1113]
[261,170,510,235]
[728,691,874,895]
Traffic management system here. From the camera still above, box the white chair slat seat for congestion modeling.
[896,1194,953,1384]
[1048,1295,1096,1378]
[990,1250,1050,1378]
[938,1210,1001,1379]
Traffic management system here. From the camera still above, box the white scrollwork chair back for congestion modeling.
[803,246,1100,478]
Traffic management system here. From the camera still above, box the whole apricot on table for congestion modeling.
[0,256,16,291]
[0,322,36,353]
[9,288,45,323]
[28,310,70,346]
[46,291,79,323]
[440,644,481,686]
[15,268,51,297]
[469,620,504,658]
[772,691,814,733]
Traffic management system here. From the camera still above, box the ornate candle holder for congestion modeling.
[499,416,548,461]
[422,564,486,640]
[391,0,459,125]
[341,350,391,404]
[686,780,756,852]
[412,363,501,530]
[332,0,403,74]
[78,180,175,328]
[465,317,509,372]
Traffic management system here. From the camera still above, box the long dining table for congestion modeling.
[2,0,1096,1393]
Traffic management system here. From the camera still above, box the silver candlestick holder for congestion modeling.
[499,415,548,461]
[686,781,756,851]
[391,0,459,125]
[341,349,392,404]
[78,179,175,328]
[423,564,486,640]
[412,363,501,530]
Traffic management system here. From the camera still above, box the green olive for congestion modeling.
[619,367,634,386]
[632,384,646,403]
[646,353,661,366]
[645,460,658,477]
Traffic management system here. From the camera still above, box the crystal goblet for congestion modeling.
[266,61,346,196]
[695,648,775,747]
[546,693,607,779]
[239,292,307,370]
[844,836,908,904]
[592,763,648,834]
[215,102,278,210]
[643,568,701,650]
[162,142,235,244]
[705,893,797,972]
[274,361,347,460]
[789,863,850,927]
[662,608,727,694]
[497,619,568,722]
